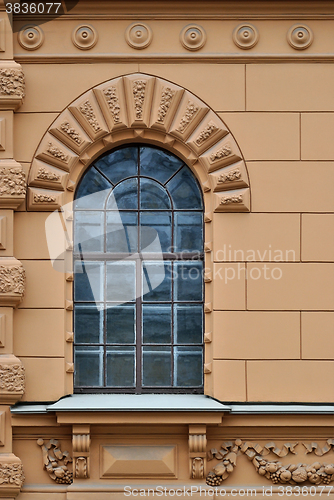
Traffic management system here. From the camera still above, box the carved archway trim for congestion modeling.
[27,73,250,213]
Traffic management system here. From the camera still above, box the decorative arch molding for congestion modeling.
[27,73,250,213]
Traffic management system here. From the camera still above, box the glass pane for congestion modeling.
[174,346,203,387]
[106,304,135,344]
[106,346,135,387]
[95,147,138,184]
[140,146,183,184]
[174,261,203,301]
[174,304,203,344]
[142,262,171,301]
[174,212,203,253]
[166,167,203,209]
[106,212,138,253]
[74,211,104,253]
[142,346,171,386]
[75,167,112,209]
[74,304,103,344]
[107,178,138,210]
[140,178,171,209]
[143,305,172,344]
[106,261,136,302]
[74,261,104,302]
[74,346,103,387]
[140,212,172,253]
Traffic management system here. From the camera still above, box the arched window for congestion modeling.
[73,145,204,393]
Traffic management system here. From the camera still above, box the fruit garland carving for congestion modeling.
[37,438,73,484]
[206,440,334,486]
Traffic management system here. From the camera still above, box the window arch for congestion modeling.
[73,145,204,393]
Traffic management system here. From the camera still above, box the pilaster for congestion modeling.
[0,1,26,498]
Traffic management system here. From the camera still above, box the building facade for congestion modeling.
[0,0,333,499]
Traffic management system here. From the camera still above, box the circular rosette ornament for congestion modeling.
[126,23,153,49]
[287,25,313,50]
[72,25,98,50]
[233,24,259,49]
[18,25,44,50]
[180,24,206,51]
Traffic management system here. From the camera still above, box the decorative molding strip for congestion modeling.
[37,438,73,484]
[207,439,334,486]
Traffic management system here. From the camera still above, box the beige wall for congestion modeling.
[2,2,333,498]
[14,56,334,403]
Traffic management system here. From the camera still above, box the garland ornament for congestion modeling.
[37,438,73,484]
[206,440,334,486]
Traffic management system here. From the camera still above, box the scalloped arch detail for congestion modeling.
[27,73,250,212]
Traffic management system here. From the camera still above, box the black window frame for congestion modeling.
[73,144,205,394]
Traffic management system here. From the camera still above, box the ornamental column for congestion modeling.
[0,1,26,498]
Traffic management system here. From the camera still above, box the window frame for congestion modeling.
[73,144,205,394]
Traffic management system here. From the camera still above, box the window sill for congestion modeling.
[10,394,230,425]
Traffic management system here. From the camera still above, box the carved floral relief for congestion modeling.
[0,363,25,393]
[37,438,73,484]
[0,167,26,197]
[0,265,25,295]
[0,69,25,99]
[0,462,25,487]
[207,439,334,486]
